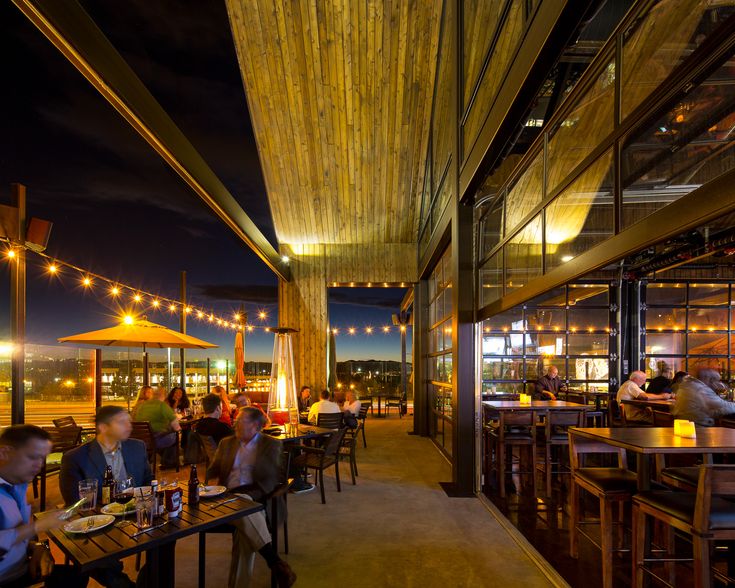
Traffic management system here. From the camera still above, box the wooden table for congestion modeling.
[45,487,262,588]
[569,426,735,490]
[621,398,675,413]
[263,423,334,442]
[483,400,591,411]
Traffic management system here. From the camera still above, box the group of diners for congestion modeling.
[297,385,362,424]
[0,395,297,588]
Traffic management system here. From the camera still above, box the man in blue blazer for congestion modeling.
[60,406,153,506]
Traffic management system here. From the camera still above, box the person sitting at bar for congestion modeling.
[206,408,296,588]
[0,425,87,588]
[533,365,566,400]
[672,368,735,426]
[645,362,673,395]
[343,391,361,416]
[616,370,671,424]
[165,386,191,417]
[297,386,312,413]
[194,393,233,445]
[307,389,341,424]
[130,385,181,469]
[130,386,153,420]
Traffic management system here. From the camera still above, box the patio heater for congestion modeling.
[267,328,299,427]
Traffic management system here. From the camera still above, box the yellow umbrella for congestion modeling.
[58,317,217,385]
[234,330,246,389]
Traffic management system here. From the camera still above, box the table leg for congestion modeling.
[637,454,652,588]
[138,541,176,588]
[376,396,384,417]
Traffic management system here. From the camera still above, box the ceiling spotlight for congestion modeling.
[281,255,290,263]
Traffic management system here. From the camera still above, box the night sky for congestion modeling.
[1,1,411,363]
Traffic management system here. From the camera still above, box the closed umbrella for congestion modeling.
[59,317,217,386]
[327,330,337,393]
[234,330,246,389]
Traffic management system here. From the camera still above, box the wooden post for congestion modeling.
[206,358,211,394]
[10,183,26,425]
[179,271,186,389]
[94,349,102,411]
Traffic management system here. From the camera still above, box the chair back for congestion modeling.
[500,410,535,427]
[322,428,347,458]
[692,465,735,533]
[186,431,217,466]
[317,412,343,430]
[129,421,156,456]
[53,416,78,429]
[608,398,624,426]
[357,404,370,420]
[546,410,584,436]
[566,393,588,406]
[718,417,735,429]
[568,434,628,471]
[43,425,82,452]
[652,410,674,427]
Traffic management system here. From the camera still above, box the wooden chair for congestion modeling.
[652,410,674,427]
[540,410,584,496]
[316,412,343,430]
[608,398,625,427]
[569,434,638,588]
[292,428,347,504]
[129,421,159,476]
[357,403,369,447]
[632,465,735,588]
[360,396,374,417]
[337,422,362,485]
[486,409,537,498]
[34,426,82,510]
[384,395,404,417]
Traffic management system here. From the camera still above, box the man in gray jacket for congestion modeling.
[672,368,735,426]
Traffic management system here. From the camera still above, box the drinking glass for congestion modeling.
[135,496,154,529]
[78,479,98,512]
[114,477,134,505]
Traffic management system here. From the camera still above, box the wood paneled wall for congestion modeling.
[279,243,417,391]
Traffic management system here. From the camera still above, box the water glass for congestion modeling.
[78,479,98,512]
[135,496,155,529]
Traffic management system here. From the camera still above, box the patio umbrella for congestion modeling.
[58,317,217,386]
[234,330,246,389]
[327,330,337,392]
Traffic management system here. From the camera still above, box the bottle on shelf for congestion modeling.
[188,464,200,505]
[101,465,114,505]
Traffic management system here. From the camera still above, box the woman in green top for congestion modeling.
[133,385,181,468]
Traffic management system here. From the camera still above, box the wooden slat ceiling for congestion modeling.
[226,0,442,246]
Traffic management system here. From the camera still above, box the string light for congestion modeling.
[383,326,390,333]
[348,327,356,335]
[110,286,120,296]
[168,303,176,312]
[152,299,160,308]
[82,277,92,287]
[48,263,58,274]
[258,311,267,320]
[133,294,142,303]
[365,327,373,334]
[6,249,16,259]
[197,311,204,319]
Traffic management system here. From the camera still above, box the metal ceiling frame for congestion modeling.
[12,0,290,281]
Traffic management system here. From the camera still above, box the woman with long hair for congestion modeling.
[213,385,233,426]
[131,385,154,420]
[166,386,191,416]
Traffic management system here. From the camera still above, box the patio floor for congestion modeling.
[37,416,561,587]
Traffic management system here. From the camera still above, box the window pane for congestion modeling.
[688,333,728,355]
[569,308,609,331]
[482,336,514,356]
[539,358,566,379]
[480,199,504,256]
[505,153,544,235]
[524,360,540,382]
[526,308,566,331]
[462,0,506,106]
[568,334,608,356]
[620,0,733,119]
[545,150,614,271]
[505,214,543,292]
[645,357,685,381]
[646,283,686,306]
[526,333,566,356]
[570,357,609,381]
[484,309,523,332]
[482,357,522,380]
[688,357,727,375]
[621,60,735,230]
[479,252,503,307]
[645,307,686,330]
[527,286,567,307]
[689,308,728,330]
[689,284,728,306]
[546,57,615,194]
[443,419,453,456]
[645,333,685,355]
[482,382,524,395]
[569,284,608,307]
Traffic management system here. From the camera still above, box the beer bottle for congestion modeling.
[101,465,114,505]
[188,464,200,505]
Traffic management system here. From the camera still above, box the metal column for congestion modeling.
[10,184,26,425]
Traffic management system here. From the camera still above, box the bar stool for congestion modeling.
[487,409,537,498]
[632,465,735,587]
[540,409,584,496]
[569,435,638,588]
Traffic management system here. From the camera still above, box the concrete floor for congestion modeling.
[39,417,560,587]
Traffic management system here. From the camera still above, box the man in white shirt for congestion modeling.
[616,370,671,424]
[308,389,341,424]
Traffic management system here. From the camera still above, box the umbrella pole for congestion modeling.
[143,343,149,387]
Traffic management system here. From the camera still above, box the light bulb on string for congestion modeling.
[169,304,176,312]
[133,294,142,303]
[151,299,160,308]
[197,311,204,319]
[82,276,92,287]
[110,286,120,297]
[6,249,16,259]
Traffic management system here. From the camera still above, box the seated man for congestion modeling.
[672,368,735,426]
[0,425,86,588]
[646,362,673,395]
[616,370,671,424]
[307,389,341,424]
[194,393,233,445]
[133,386,181,468]
[534,365,566,400]
[206,408,296,588]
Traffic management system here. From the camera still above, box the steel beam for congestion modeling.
[12,0,290,281]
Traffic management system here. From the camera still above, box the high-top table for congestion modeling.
[620,398,675,413]
[483,400,591,411]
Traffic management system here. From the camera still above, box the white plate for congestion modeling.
[100,501,136,517]
[64,515,115,534]
[199,485,227,498]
